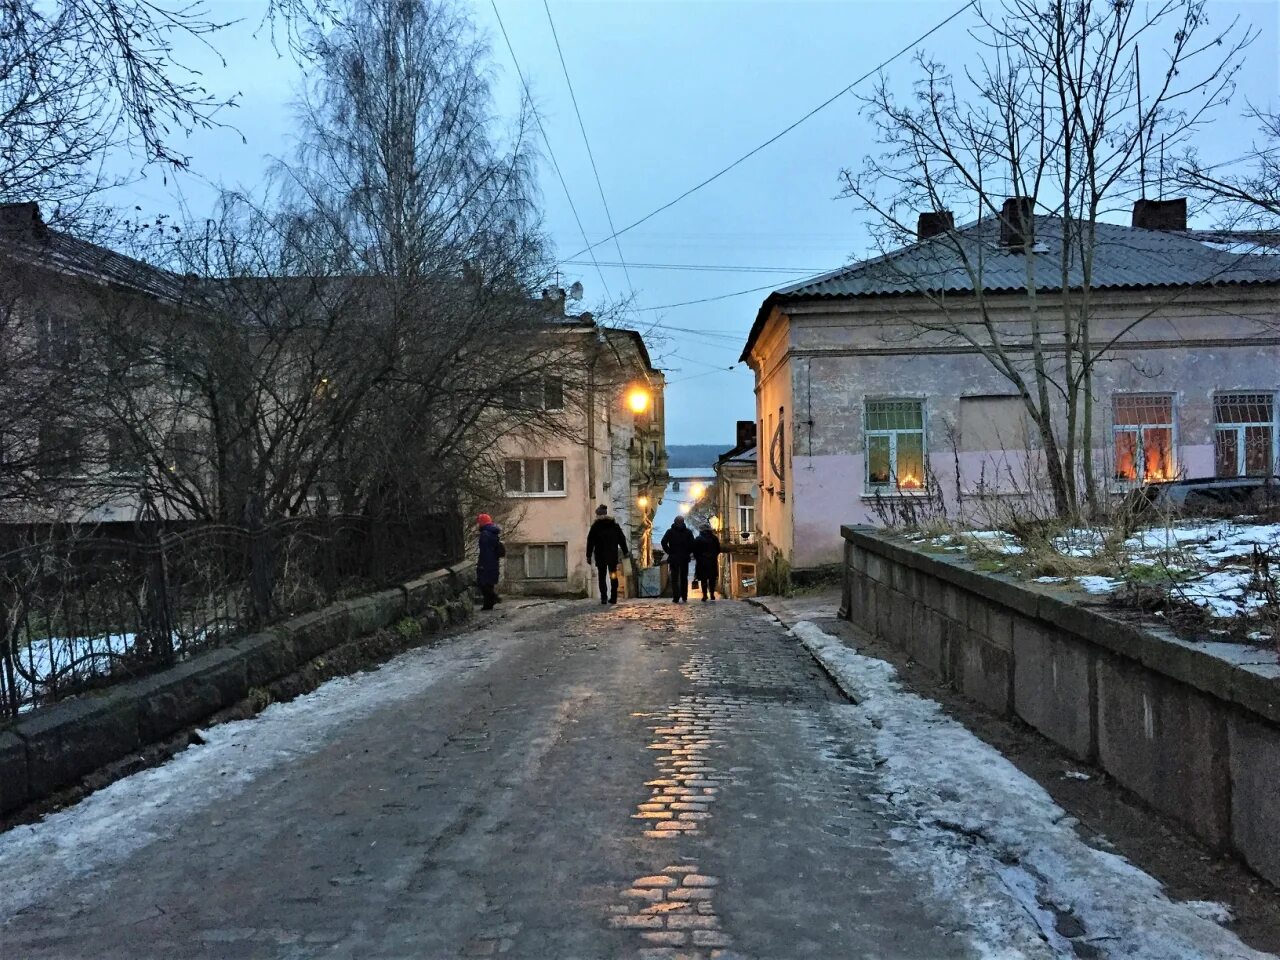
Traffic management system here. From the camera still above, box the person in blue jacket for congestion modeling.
[476,513,505,610]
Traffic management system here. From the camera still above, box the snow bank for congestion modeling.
[791,620,1272,960]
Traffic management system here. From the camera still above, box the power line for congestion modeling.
[563,259,827,274]
[634,277,814,312]
[490,0,611,299]
[560,0,979,264]
[542,0,634,294]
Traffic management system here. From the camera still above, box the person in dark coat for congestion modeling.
[660,515,696,604]
[476,513,505,610]
[693,524,722,601]
[586,504,630,605]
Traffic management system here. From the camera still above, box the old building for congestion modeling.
[496,290,668,597]
[712,421,758,598]
[741,199,1280,575]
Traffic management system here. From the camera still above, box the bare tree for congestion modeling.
[841,0,1249,516]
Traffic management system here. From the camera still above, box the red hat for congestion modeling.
[477,513,493,527]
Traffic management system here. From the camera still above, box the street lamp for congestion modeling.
[709,515,721,532]
[626,387,651,414]
[690,481,705,500]
[637,494,649,510]
[680,502,692,515]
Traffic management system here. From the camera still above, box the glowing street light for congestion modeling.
[637,495,650,510]
[709,515,721,532]
[626,387,651,414]
[689,482,705,500]
[680,502,692,515]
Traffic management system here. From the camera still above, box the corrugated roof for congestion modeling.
[742,215,1280,362]
[2,224,191,302]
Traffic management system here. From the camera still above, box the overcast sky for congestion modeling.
[106,0,1280,447]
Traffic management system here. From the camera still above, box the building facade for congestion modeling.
[497,296,667,597]
[742,199,1280,573]
[712,422,758,598]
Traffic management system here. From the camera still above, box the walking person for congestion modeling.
[586,504,630,605]
[693,523,722,601]
[660,515,696,604]
[476,513,505,611]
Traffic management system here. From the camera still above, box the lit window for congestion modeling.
[1215,393,1276,478]
[736,493,754,540]
[1113,395,1175,482]
[503,458,567,496]
[515,543,568,580]
[865,399,925,491]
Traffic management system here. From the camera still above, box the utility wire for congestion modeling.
[634,277,815,312]
[560,0,979,263]
[490,0,612,299]
[542,0,635,294]
[563,259,827,274]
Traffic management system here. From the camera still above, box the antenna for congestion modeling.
[1136,44,1147,197]
[568,281,584,301]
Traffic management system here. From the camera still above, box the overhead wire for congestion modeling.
[559,0,979,263]
[562,259,827,274]
[541,0,635,295]
[490,0,612,299]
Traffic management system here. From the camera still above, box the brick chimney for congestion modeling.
[1132,197,1186,232]
[0,202,45,238]
[999,197,1035,250]
[541,285,566,317]
[917,210,954,240]
[735,420,757,449]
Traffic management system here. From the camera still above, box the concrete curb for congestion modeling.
[0,565,472,817]
[747,597,863,706]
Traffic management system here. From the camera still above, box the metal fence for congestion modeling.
[0,512,465,716]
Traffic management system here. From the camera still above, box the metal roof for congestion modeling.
[741,215,1280,362]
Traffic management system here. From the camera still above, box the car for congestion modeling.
[1135,476,1280,514]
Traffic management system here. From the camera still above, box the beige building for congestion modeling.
[497,293,667,597]
[742,199,1280,576]
[712,423,758,598]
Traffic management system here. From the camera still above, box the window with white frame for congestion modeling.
[512,543,568,580]
[1214,393,1277,478]
[503,377,563,411]
[503,457,567,496]
[1112,394,1175,482]
[736,493,754,541]
[865,399,925,491]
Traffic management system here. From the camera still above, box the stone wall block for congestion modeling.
[907,605,947,676]
[17,691,141,797]
[282,605,352,663]
[955,629,1013,715]
[1228,714,1280,887]
[0,732,28,816]
[1012,620,1094,761]
[134,647,249,743]
[1097,655,1232,848]
[234,631,299,689]
[344,589,406,638]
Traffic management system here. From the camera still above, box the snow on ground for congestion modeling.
[0,613,535,923]
[791,619,1274,960]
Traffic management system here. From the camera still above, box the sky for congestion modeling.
[102,0,1280,446]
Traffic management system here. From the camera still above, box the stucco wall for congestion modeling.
[759,289,1280,570]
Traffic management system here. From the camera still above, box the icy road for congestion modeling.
[0,598,1269,959]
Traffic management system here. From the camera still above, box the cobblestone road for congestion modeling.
[1,599,1017,959]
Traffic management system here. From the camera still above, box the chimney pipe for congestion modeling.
[0,202,45,239]
[1132,197,1186,232]
[917,211,954,240]
[1000,197,1035,250]
[736,420,757,449]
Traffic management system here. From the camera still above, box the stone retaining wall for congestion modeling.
[840,526,1280,887]
[0,564,474,817]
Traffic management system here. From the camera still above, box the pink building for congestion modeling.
[741,199,1280,574]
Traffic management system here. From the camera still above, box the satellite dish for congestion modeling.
[568,281,584,301]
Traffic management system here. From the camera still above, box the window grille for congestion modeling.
[865,399,925,491]
[1214,393,1276,478]
[1112,395,1175,482]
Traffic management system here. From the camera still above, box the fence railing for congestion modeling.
[0,511,464,717]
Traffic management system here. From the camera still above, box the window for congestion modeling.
[36,311,79,365]
[37,422,83,476]
[514,543,568,580]
[106,427,142,474]
[503,377,563,411]
[1113,395,1175,482]
[736,493,754,540]
[865,399,925,491]
[1215,393,1276,478]
[503,457,567,496]
[165,430,205,478]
